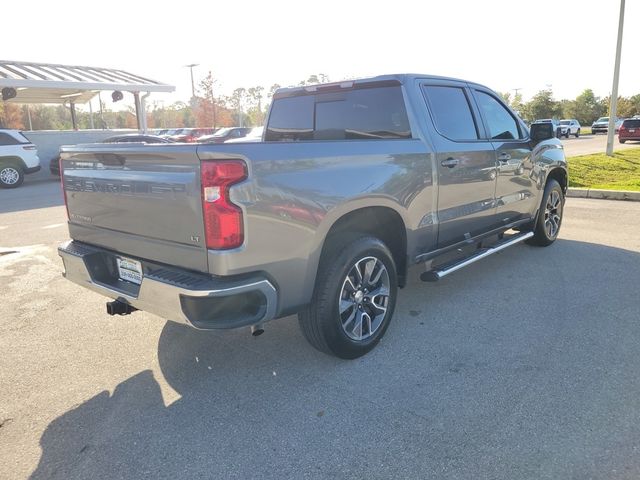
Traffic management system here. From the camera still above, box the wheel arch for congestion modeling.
[547,167,567,194]
[0,156,27,169]
[310,204,409,297]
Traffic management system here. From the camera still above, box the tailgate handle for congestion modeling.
[95,153,126,166]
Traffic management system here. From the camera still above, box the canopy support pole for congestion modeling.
[70,102,78,130]
[89,99,95,129]
[133,92,142,132]
[140,92,150,134]
[98,92,105,129]
[26,105,33,130]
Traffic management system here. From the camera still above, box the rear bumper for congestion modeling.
[58,240,278,330]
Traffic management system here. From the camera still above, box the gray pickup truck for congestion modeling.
[58,74,567,359]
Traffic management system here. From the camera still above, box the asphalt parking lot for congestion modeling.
[561,132,639,157]
[1,181,640,479]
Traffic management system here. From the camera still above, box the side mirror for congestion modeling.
[529,123,554,144]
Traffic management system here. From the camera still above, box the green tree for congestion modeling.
[614,96,638,118]
[263,83,281,114]
[499,91,524,117]
[198,71,219,127]
[521,90,561,122]
[498,91,511,104]
[563,89,606,125]
[510,92,524,116]
[246,86,265,125]
[0,102,25,129]
[298,73,330,86]
[268,84,281,99]
[559,99,572,120]
[226,88,248,126]
[629,94,640,116]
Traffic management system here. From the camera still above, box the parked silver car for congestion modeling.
[592,117,623,134]
[559,119,581,138]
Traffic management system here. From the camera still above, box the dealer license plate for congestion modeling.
[117,257,143,285]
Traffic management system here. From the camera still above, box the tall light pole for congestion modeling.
[184,63,199,99]
[606,0,625,156]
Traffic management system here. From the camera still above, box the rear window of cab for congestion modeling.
[265,85,411,141]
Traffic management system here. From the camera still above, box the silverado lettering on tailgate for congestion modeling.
[64,177,187,198]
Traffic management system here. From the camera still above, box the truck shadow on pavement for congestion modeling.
[30,239,640,479]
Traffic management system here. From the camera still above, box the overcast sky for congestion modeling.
[6,0,639,108]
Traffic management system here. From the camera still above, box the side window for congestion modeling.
[314,86,411,140]
[0,132,21,146]
[422,86,478,140]
[265,95,314,141]
[474,91,523,140]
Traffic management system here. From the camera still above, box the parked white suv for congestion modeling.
[559,119,581,138]
[0,130,40,188]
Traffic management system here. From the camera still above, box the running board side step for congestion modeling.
[420,231,534,282]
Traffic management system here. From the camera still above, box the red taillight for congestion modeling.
[59,157,70,220]
[201,160,247,249]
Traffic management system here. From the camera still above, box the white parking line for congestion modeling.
[42,223,65,229]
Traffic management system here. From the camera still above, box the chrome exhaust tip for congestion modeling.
[251,323,265,336]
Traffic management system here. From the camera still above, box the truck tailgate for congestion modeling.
[60,144,208,272]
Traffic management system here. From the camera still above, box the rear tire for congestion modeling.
[0,163,24,188]
[620,139,626,144]
[575,129,580,138]
[526,179,564,247]
[299,235,398,359]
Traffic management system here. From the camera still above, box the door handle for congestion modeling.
[441,158,459,168]
[498,153,511,162]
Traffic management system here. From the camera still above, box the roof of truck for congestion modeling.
[275,74,488,98]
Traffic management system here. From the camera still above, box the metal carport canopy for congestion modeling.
[0,60,175,129]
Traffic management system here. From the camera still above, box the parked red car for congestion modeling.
[619,118,640,143]
[170,128,214,142]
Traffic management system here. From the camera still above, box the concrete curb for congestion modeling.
[567,188,640,201]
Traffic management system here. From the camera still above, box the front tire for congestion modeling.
[620,139,626,144]
[299,235,398,359]
[0,164,24,188]
[526,179,564,247]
